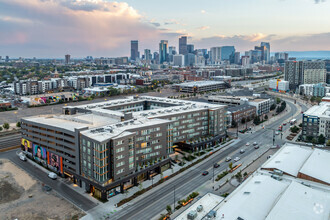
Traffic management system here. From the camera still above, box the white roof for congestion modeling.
[214,175,290,220]
[175,81,225,87]
[304,104,330,117]
[174,193,224,220]
[265,181,330,220]
[299,149,330,185]
[262,143,313,176]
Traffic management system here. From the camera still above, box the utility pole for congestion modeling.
[213,165,215,184]
[273,129,275,146]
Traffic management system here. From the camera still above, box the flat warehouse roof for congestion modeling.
[262,143,312,177]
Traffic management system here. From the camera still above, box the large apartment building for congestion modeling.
[284,60,326,90]
[20,96,226,200]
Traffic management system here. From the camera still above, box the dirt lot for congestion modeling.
[0,159,85,220]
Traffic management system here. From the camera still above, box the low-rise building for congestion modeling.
[228,104,256,125]
[247,98,270,116]
[173,81,229,93]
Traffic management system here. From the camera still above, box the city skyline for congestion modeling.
[0,0,330,58]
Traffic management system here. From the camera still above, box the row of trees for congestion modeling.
[306,134,325,145]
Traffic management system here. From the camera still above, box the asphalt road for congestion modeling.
[110,100,305,220]
[0,149,98,212]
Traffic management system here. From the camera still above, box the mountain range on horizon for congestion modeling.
[272,51,330,59]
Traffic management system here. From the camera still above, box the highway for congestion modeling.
[107,100,307,220]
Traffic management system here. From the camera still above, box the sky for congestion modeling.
[0,0,330,58]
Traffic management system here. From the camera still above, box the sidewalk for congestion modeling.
[82,139,240,220]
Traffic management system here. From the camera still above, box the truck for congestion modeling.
[290,119,297,125]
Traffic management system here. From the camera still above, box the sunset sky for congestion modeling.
[0,0,330,58]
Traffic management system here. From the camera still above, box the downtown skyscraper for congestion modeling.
[179,36,188,55]
[159,40,168,64]
[130,40,139,61]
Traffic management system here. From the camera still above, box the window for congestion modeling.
[116,154,124,160]
[116,161,125,167]
[116,147,125,153]
[116,169,124,174]
[156,133,162,137]
[117,140,124,145]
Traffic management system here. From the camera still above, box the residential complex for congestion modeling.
[284,60,326,90]
[299,83,330,97]
[20,96,226,200]
[268,79,289,93]
[302,102,330,141]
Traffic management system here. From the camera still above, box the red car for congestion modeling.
[283,123,286,126]
[202,171,209,176]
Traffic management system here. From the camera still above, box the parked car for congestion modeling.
[48,172,57,180]
[246,142,250,146]
[214,163,220,168]
[234,157,240,162]
[202,171,209,176]
[253,142,258,146]
[240,149,245,154]
[225,157,231,162]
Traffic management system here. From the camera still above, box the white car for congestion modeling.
[48,172,57,180]
[19,153,27,161]
[246,142,250,146]
[225,157,231,162]
[234,157,240,162]
[275,131,280,135]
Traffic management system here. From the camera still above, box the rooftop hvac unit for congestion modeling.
[196,205,203,212]
[187,210,197,220]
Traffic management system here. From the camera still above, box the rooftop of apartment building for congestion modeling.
[23,96,226,141]
[303,102,330,117]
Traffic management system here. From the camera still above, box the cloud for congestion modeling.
[0,0,172,57]
[201,10,206,14]
[151,22,161,27]
[197,26,210,31]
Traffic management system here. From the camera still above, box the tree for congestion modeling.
[0,126,2,131]
[318,134,325,144]
[310,96,316,103]
[3,123,9,130]
[312,138,318,145]
[231,120,237,128]
[166,205,172,214]
[241,117,246,124]
[306,136,313,142]
[326,140,330,146]
[270,104,276,111]
[16,122,21,128]
[276,97,281,104]
[253,116,260,125]
[228,162,233,170]
[316,97,322,104]
[264,115,268,120]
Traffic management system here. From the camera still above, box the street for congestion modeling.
[0,149,98,212]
